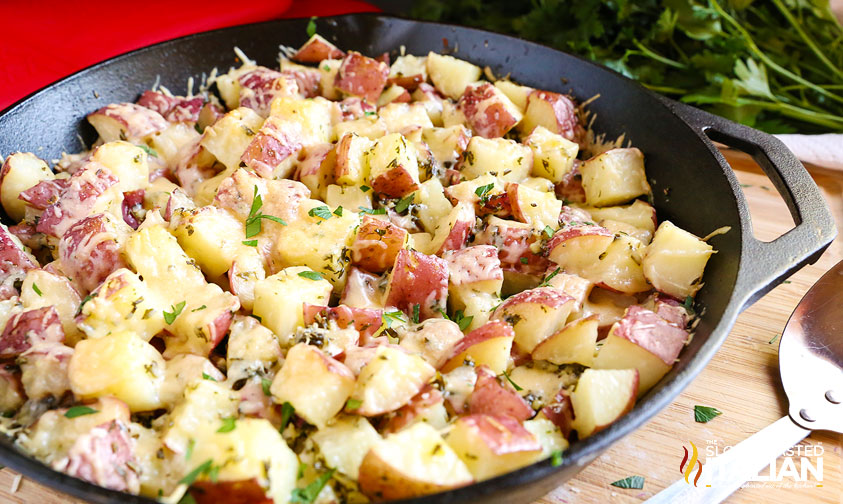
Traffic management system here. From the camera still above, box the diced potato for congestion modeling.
[68,331,165,411]
[0,152,54,221]
[200,107,265,170]
[318,59,343,100]
[580,148,650,207]
[532,316,599,366]
[252,266,332,342]
[389,54,428,85]
[92,141,150,193]
[491,287,574,353]
[77,268,163,341]
[459,137,531,182]
[158,354,224,407]
[508,363,570,408]
[20,269,82,345]
[366,133,420,198]
[421,125,471,169]
[508,183,563,232]
[426,52,482,100]
[350,346,435,416]
[582,199,657,242]
[359,422,473,500]
[441,321,513,375]
[170,206,246,278]
[312,415,381,479]
[334,117,387,140]
[416,178,453,234]
[226,315,281,381]
[269,96,334,146]
[270,343,355,427]
[445,414,542,481]
[334,133,374,186]
[163,379,239,454]
[523,418,568,457]
[642,221,714,299]
[524,126,578,184]
[571,368,638,438]
[493,80,532,112]
[379,103,434,134]
[229,247,266,311]
[324,184,372,209]
[147,123,202,167]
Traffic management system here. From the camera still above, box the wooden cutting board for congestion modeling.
[0,150,840,503]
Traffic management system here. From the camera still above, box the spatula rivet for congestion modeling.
[799,409,815,422]
[826,390,841,404]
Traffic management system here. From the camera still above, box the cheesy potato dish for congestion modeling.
[0,31,714,503]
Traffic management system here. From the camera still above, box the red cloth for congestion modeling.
[0,1,378,111]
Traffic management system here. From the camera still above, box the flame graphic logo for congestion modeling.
[679,441,703,487]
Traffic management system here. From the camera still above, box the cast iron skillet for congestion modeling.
[0,13,836,504]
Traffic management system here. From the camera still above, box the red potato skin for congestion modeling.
[469,366,533,421]
[491,287,574,321]
[371,164,419,199]
[240,118,303,179]
[447,320,515,360]
[6,223,42,263]
[387,74,424,91]
[121,190,145,230]
[137,90,204,123]
[458,83,520,138]
[214,169,310,225]
[554,165,586,204]
[385,249,448,320]
[237,67,295,116]
[334,52,390,103]
[351,215,409,273]
[86,103,169,140]
[525,90,584,143]
[18,178,71,210]
[654,296,689,328]
[302,303,383,341]
[443,186,510,218]
[0,225,37,282]
[0,366,24,409]
[436,206,474,255]
[339,266,380,308]
[59,214,127,293]
[382,384,444,433]
[190,479,272,504]
[444,245,503,288]
[336,97,377,121]
[541,387,575,439]
[558,205,593,226]
[459,414,542,455]
[0,306,65,358]
[473,221,548,276]
[614,305,688,366]
[545,224,614,257]
[36,164,119,238]
[292,36,345,63]
[281,67,321,99]
[53,419,140,493]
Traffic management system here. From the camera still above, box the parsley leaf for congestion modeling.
[694,405,723,423]
[308,205,333,220]
[346,398,362,410]
[242,238,258,247]
[395,193,415,213]
[550,450,563,467]
[290,468,335,504]
[163,300,186,325]
[360,185,371,192]
[306,16,317,38]
[298,271,323,281]
[682,295,696,317]
[501,370,523,391]
[412,303,420,324]
[610,475,645,489]
[64,406,98,418]
[539,267,561,288]
[358,206,386,215]
[474,183,495,205]
[191,305,206,312]
[138,144,158,157]
[520,257,528,264]
[217,417,236,433]
[280,402,295,431]
[261,378,272,396]
[32,283,42,296]
[453,310,473,331]
[201,372,217,382]
[383,310,406,327]
[185,438,195,460]
[542,225,555,238]
[333,206,343,217]
[179,459,213,486]
[244,186,287,238]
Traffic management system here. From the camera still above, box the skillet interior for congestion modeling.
[0,13,762,504]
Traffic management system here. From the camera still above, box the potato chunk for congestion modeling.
[642,221,714,299]
[580,148,650,207]
[253,266,332,342]
[426,52,481,100]
[350,346,435,416]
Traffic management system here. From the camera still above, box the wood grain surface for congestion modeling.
[0,152,840,503]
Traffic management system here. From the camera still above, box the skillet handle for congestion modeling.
[657,97,836,309]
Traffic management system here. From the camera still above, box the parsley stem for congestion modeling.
[770,0,843,82]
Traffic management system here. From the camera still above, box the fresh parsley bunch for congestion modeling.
[411,0,843,133]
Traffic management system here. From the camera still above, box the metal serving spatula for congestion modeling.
[648,260,843,503]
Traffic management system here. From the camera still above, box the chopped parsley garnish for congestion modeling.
[543,225,555,238]
[538,267,561,287]
[201,372,217,382]
[306,16,317,38]
[768,333,780,344]
[383,310,406,327]
[453,310,473,331]
[436,307,450,320]
[308,205,333,220]
[163,300,186,324]
[280,402,295,431]
[333,206,343,217]
[501,370,523,391]
[185,438,195,460]
[682,295,696,317]
[520,257,529,264]
[191,305,206,312]
[610,475,645,489]
[363,110,377,117]
[242,239,258,247]
[32,283,42,296]
[179,459,213,486]
[395,193,415,213]
[138,144,158,157]
[412,303,420,324]
[77,292,97,315]
[290,468,335,504]
[358,206,386,215]
[694,405,722,423]
[245,186,287,238]
[64,406,98,418]
[360,185,371,192]
[474,183,495,205]
[346,398,362,410]
[261,377,272,397]
[550,450,563,467]
[217,417,236,433]
[298,271,324,281]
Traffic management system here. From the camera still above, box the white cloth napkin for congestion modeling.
[775,134,843,170]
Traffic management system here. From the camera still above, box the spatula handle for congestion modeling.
[645,416,810,504]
